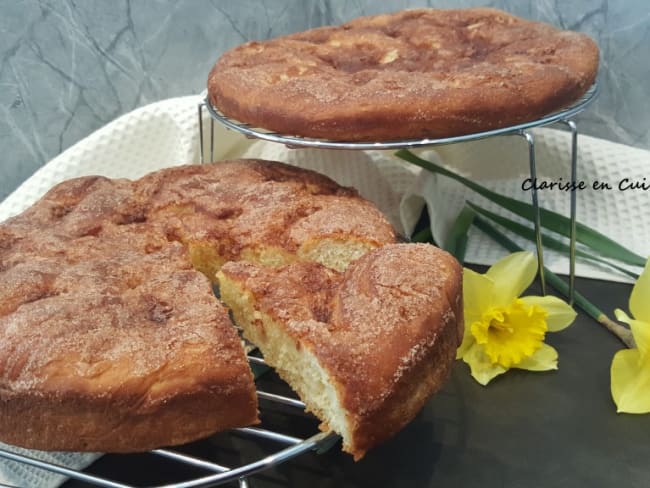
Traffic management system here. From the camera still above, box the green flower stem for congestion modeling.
[411,226,433,243]
[466,201,639,279]
[473,215,635,348]
[444,206,476,264]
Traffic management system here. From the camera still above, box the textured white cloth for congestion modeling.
[1,94,648,487]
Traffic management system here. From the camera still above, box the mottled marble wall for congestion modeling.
[1,0,648,201]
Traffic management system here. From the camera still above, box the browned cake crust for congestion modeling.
[0,159,397,452]
[218,243,463,459]
[208,8,599,141]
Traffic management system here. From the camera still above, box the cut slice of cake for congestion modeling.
[217,243,463,459]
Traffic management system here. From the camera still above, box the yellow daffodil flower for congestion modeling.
[458,251,577,385]
[611,259,650,413]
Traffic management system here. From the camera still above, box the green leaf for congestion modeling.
[394,150,646,267]
[411,226,433,243]
[466,201,639,279]
[444,206,476,263]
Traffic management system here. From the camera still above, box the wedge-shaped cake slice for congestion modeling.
[217,243,463,459]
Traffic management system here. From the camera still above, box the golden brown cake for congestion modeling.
[208,8,599,141]
[0,159,397,452]
[217,243,463,460]
[0,229,258,452]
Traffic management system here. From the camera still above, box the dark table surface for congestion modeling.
[62,272,649,488]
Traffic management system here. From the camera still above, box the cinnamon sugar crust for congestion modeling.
[208,8,599,141]
[218,243,463,459]
[0,159,396,452]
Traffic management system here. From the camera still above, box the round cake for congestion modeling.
[0,159,397,452]
[0,159,464,458]
[208,8,599,141]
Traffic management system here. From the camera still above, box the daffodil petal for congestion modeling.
[520,295,577,332]
[630,260,650,323]
[611,349,650,414]
[614,310,650,357]
[456,326,475,359]
[462,343,507,385]
[485,251,537,306]
[513,343,558,371]
[463,268,495,323]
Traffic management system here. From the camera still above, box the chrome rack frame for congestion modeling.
[200,82,599,303]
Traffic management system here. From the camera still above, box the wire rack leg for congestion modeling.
[198,101,216,164]
[210,116,215,163]
[519,130,547,295]
[198,102,205,164]
[561,119,578,304]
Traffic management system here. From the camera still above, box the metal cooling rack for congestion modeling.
[0,356,339,488]
[200,82,599,301]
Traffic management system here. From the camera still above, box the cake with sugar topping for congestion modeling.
[0,159,397,452]
[217,243,463,459]
[0,159,462,458]
[208,7,599,141]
